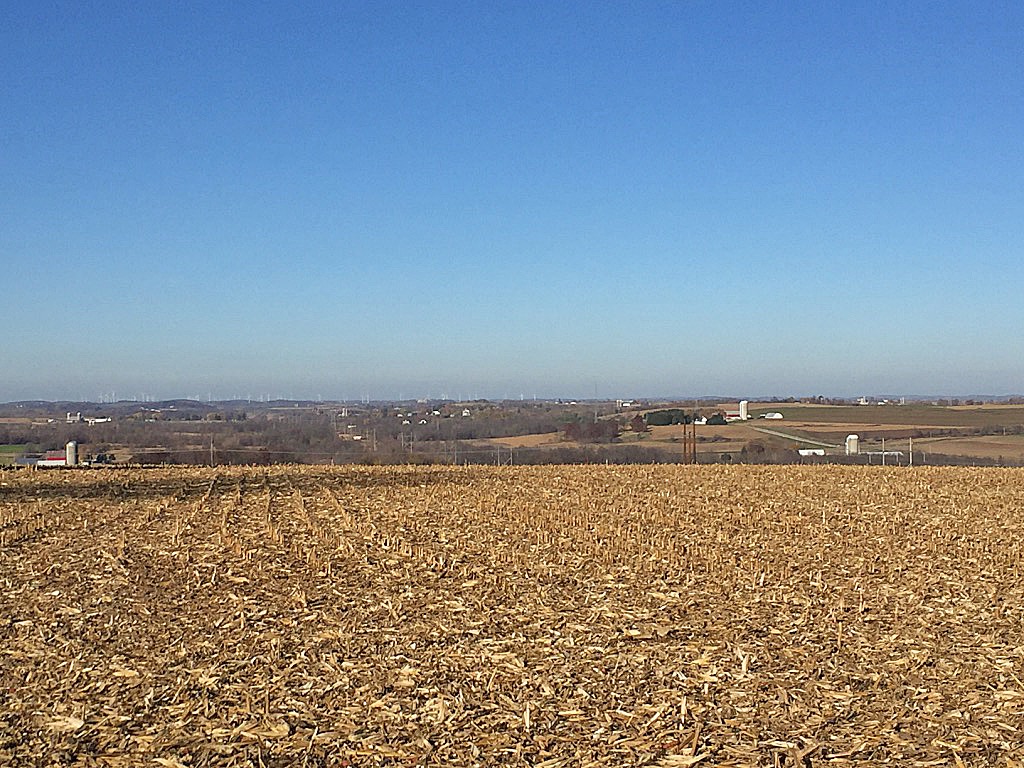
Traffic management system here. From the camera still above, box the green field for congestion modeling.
[0,445,33,466]
[749,403,1024,428]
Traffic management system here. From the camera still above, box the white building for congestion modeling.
[34,442,79,468]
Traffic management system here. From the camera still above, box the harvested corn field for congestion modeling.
[2,465,1024,767]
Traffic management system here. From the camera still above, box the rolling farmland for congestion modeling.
[2,465,1024,766]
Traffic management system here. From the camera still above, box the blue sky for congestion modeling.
[3,1,1022,401]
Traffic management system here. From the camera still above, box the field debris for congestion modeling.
[2,464,1024,766]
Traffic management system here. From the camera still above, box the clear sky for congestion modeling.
[3,1,1023,401]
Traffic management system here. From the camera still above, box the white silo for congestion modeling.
[739,400,749,420]
[845,434,859,456]
[65,441,78,467]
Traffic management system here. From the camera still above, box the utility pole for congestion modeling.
[682,418,697,464]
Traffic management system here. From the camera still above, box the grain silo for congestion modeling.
[845,434,859,456]
[739,400,749,420]
[65,441,78,467]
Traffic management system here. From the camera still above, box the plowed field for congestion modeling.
[2,465,1023,766]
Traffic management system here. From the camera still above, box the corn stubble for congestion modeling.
[1,464,1023,766]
